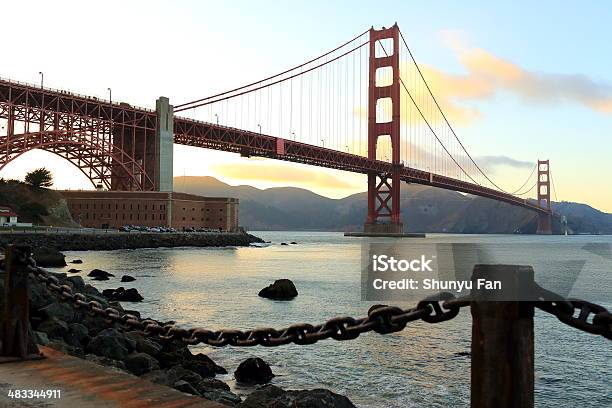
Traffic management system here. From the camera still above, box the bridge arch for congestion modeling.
[0,131,150,190]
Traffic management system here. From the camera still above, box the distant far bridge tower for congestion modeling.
[364,24,403,234]
[536,159,552,234]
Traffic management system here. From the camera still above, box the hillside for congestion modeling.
[0,180,78,227]
[174,176,612,234]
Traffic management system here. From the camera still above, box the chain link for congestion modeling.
[24,258,611,345]
[25,261,467,347]
[529,282,611,340]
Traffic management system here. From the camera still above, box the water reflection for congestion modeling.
[53,232,611,407]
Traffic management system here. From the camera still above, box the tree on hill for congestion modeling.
[25,167,53,188]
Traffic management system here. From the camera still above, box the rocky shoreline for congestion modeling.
[4,255,356,407]
[0,231,264,251]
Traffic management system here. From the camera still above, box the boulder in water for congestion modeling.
[88,269,115,280]
[32,247,67,267]
[239,385,356,408]
[102,287,143,302]
[258,279,298,300]
[234,357,274,384]
[121,275,136,282]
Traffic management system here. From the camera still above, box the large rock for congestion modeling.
[196,378,230,393]
[234,357,274,385]
[173,380,200,396]
[121,275,136,282]
[63,323,90,347]
[70,259,83,264]
[66,276,85,291]
[141,366,200,387]
[183,353,225,378]
[195,378,242,406]
[124,331,162,356]
[28,278,54,310]
[32,247,67,267]
[102,287,143,302]
[67,268,81,273]
[258,279,298,300]
[239,385,356,408]
[167,366,203,386]
[84,354,126,371]
[81,314,117,334]
[37,316,68,339]
[85,329,134,360]
[203,389,241,406]
[141,369,176,386]
[124,352,160,375]
[38,301,76,323]
[88,269,115,280]
[33,330,50,346]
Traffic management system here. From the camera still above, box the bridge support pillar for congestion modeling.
[535,160,552,234]
[156,97,174,192]
[363,24,403,234]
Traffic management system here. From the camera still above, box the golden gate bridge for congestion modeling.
[0,24,556,233]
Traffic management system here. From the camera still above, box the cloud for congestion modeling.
[474,155,533,173]
[406,35,612,123]
[209,161,358,190]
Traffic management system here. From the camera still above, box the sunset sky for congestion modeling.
[1,1,611,212]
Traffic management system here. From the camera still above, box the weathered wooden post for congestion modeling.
[471,264,534,408]
[0,244,42,361]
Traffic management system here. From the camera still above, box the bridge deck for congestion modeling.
[0,78,549,215]
[0,346,224,408]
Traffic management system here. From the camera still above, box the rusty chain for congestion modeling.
[23,257,611,344]
[25,260,464,347]
[531,283,612,340]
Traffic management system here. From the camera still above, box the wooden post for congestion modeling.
[0,244,41,361]
[471,264,534,408]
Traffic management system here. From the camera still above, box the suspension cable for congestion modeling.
[376,39,481,185]
[514,182,536,197]
[398,29,510,193]
[509,163,537,195]
[175,28,370,109]
[175,41,369,112]
[550,170,559,202]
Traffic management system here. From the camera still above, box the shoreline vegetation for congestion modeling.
[1,235,357,407]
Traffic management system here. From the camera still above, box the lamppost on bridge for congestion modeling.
[291,132,295,140]
[257,124,261,134]
[38,72,43,89]
[107,88,112,104]
[214,113,219,125]
[321,139,325,148]
[346,145,349,153]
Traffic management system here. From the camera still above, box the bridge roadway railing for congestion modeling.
[0,77,155,113]
[1,244,609,407]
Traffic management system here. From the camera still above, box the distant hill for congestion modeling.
[0,180,78,227]
[174,176,612,234]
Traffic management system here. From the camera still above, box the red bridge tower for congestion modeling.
[536,159,552,234]
[364,24,403,234]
